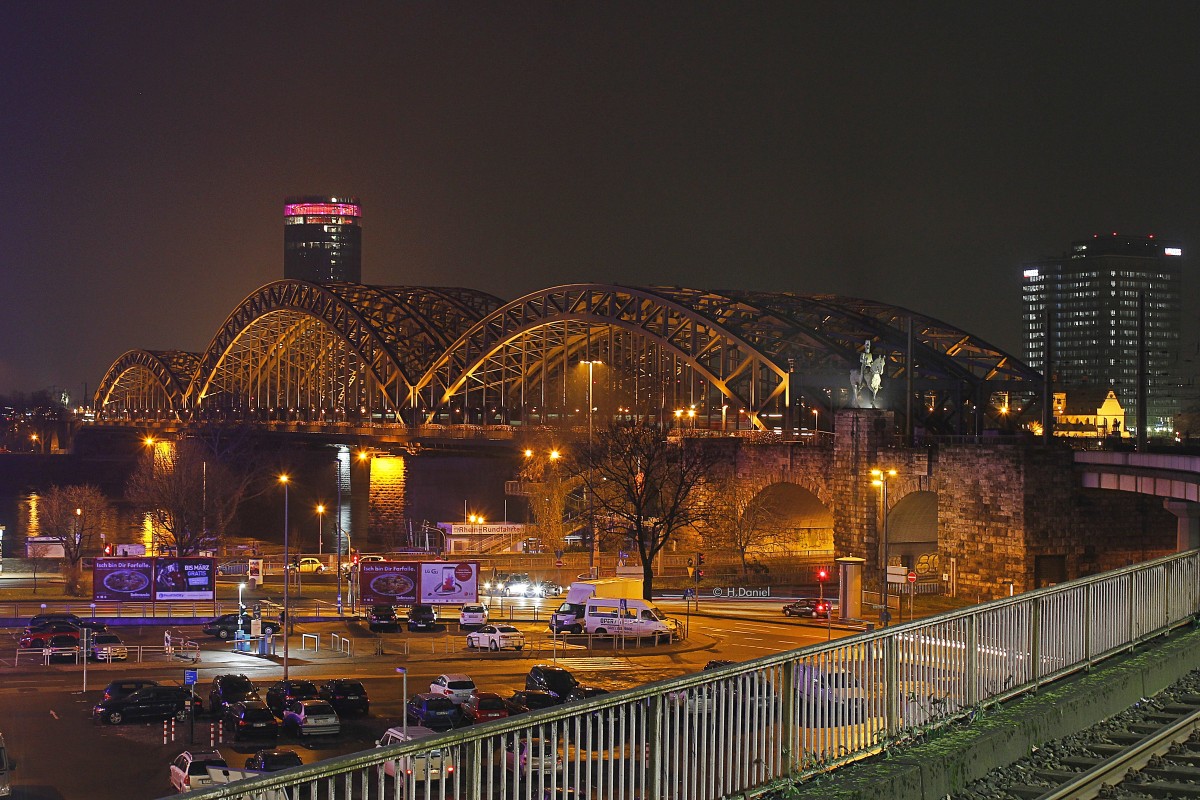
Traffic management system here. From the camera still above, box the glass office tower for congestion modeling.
[284,196,362,283]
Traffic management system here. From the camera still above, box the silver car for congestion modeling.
[281,699,340,737]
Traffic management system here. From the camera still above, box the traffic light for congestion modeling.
[687,558,694,568]
[816,568,829,583]
[695,569,704,583]
[697,552,706,566]
[103,543,112,556]
[351,552,360,565]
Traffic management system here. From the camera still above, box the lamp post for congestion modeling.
[396,667,408,739]
[279,474,290,680]
[870,468,896,627]
[238,582,246,613]
[582,361,601,574]
[316,504,325,557]
[812,408,819,433]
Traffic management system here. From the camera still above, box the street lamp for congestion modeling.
[812,408,819,433]
[870,468,897,627]
[581,360,602,575]
[316,504,325,557]
[238,582,246,612]
[278,474,291,680]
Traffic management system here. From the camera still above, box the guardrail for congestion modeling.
[166,549,1200,800]
[14,641,200,667]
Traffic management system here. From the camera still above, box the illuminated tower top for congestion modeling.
[283,195,362,283]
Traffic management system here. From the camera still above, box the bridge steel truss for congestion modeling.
[94,280,1041,432]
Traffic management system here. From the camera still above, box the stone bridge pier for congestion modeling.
[702,410,1177,601]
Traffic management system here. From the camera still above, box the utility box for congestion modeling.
[836,556,866,621]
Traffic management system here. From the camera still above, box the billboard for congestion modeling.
[153,558,215,601]
[419,561,479,604]
[358,561,419,606]
[93,558,154,601]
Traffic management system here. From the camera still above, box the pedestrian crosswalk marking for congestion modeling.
[552,656,635,671]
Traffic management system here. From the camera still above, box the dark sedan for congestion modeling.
[318,679,369,716]
[94,686,194,725]
[223,701,280,742]
[265,679,319,716]
[245,749,302,772]
[405,693,463,731]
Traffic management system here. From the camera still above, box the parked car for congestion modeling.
[89,632,129,661]
[506,690,558,715]
[169,750,228,793]
[525,665,600,703]
[45,634,80,662]
[407,604,438,632]
[209,674,262,714]
[466,624,525,651]
[94,686,195,725]
[376,726,455,781]
[291,557,325,574]
[458,604,488,629]
[27,612,107,632]
[20,623,82,649]
[202,613,279,639]
[281,699,340,737]
[265,679,319,716]
[343,553,387,576]
[367,604,399,632]
[244,749,302,772]
[405,693,463,731]
[429,674,477,704]
[461,692,510,724]
[317,679,369,716]
[782,599,831,619]
[501,573,534,597]
[504,737,561,773]
[103,679,159,702]
[223,701,280,742]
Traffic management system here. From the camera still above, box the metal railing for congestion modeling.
[167,550,1200,800]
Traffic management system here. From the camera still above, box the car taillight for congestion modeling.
[446,766,455,773]
[238,719,248,726]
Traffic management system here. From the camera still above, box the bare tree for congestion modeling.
[704,473,783,575]
[38,484,110,596]
[27,541,51,595]
[579,422,716,600]
[517,437,581,552]
[126,430,267,556]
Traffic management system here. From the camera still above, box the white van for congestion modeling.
[583,598,679,642]
[376,726,455,782]
[0,732,13,797]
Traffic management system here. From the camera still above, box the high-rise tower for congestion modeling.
[283,195,362,283]
[1022,233,1184,434]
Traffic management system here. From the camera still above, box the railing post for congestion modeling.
[965,615,979,708]
[1085,583,1094,670]
[645,693,664,800]
[1128,572,1136,648]
[781,660,797,774]
[1030,597,1041,691]
[885,635,900,735]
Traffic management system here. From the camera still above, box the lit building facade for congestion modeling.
[283,196,362,283]
[1022,233,1183,434]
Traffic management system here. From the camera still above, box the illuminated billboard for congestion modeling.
[93,558,154,602]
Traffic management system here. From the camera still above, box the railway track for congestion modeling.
[954,673,1200,799]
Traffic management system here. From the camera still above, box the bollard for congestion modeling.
[163,720,168,745]
[170,718,176,742]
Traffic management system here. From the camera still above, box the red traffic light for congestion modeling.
[103,543,112,556]
[816,568,829,583]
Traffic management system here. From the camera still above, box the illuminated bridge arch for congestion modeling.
[95,349,199,419]
[417,284,1041,430]
[185,281,502,420]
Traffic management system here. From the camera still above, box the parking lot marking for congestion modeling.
[552,657,635,671]
[49,710,58,719]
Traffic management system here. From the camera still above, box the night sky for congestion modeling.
[4,3,1200,400]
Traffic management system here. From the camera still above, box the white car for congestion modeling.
[429,674,476,704]
[342,554,386,576]
[376,725,455,781]
[504,737,561,773]
[466,624,526,652]
[169,749,227,793]
[459,604,488,629]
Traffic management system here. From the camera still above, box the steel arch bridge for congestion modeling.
[94,280,1042,433]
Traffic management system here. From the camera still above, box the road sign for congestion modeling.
[687,566,695,578]
[184,669,198,685]
[907,571,917,583]
[554,559,565,567]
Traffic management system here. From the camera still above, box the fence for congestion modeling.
[169,549,1200,800]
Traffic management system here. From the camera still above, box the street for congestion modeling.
[0,599,843,800]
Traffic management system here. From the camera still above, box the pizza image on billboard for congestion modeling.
[359,562,419,605]
[93,558,154,601]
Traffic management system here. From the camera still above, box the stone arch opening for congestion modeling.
[751,482,834,554]
[886,490,939,577]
